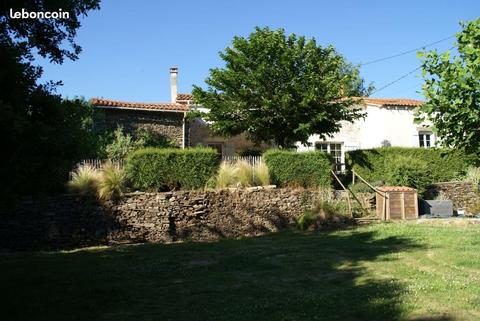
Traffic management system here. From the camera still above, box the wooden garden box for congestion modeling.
[376,186,418,220]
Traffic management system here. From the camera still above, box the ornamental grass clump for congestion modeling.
[235,160,254,187]
[296,189,351,230]
[97,162,126,200]
[216,162,237,188]
[68,164,101,196]
[461,167,480,185]
[253,161,270,186]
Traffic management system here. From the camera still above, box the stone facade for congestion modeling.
[426,181,480,212]
[97,109,185,147]
[1,188,318,250]
[188,118,270,156]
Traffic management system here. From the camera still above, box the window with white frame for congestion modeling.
[315,142,343,165]
[418,131,432,148]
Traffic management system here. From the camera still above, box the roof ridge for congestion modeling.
[90,97,189,112]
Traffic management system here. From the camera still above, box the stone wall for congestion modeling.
[0,188,317,250]
[97,109,185,147]
[426,181,480,212]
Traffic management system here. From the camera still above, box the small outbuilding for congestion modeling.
[376,186,418,220]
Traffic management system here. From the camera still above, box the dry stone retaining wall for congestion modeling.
[426,181,480,212]
[0,188,317,250]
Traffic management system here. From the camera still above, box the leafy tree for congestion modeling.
[417,18,480,156]
[192,27,372,148]
[0,0,100,199]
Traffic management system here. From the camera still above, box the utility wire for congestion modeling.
[371,66,422,94]
[370,45,457,94]
[360,35,455,66]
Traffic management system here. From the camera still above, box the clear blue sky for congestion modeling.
[38,0,480,103]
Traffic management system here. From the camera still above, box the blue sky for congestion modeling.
[38,0,480,102]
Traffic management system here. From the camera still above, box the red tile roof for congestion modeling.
[90,98,190,112]
[379,186,417,192]
[360,97,423,107]
[176,93,193,101]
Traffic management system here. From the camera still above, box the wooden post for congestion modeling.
[383,192,387,220]
[414,191,419,219]
[352,170,355,185]
[401,191,406,220]
[385,192,390,220]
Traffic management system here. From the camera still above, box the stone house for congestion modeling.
[297,97,434,170]
[91,67,262,155]
[92,67,432,162]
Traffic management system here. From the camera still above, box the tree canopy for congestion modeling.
[0,0,100,199]
[192,27,372,148]
[417,18,480,156]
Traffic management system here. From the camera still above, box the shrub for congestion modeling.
[216,162,237,188]
[97,162,126,200]
[254,161,270,186]
[386,156,433,193]
[68,164,100,195]
[348,182,374,194]
[135,127,176,148]
[296,189,350,230]
[263,150,333,188]
[460,167,480,185]
[105,126,144,160]
[126,147,220,191]
[346,147,476,184]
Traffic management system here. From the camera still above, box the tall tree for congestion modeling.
[0,0,100,199]
[417,18,480,156]
[192,27,372,148]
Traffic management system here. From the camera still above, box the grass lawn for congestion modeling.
[1,223,480,321]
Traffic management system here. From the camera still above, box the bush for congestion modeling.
[105,126,144,160]
[460,167,480,185]
[68,164,101,195]
[126,147,220,191]
[296,189,350,230]
[386,156,432,193]
[97,162,126,200]
[346,147,476,184]
[135,127,176,148]
[263,150,333,188]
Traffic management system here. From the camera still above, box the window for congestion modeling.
[418,132,432,148]
[315,142,343,171]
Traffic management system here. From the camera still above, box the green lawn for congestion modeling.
[1,223,480,321]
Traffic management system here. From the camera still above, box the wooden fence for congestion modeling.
[69,159,125,179]
[221,156,264,167]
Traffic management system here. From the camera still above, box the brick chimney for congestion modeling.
[170,67,178,103]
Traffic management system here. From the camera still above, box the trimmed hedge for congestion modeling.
[126,148,220,191]
[263,150,333,188]
[346,147,475,184]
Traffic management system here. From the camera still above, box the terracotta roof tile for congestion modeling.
[90,98,190,112]
[379,186,417,192]
[360,97,423,107]
[176,93,193,101]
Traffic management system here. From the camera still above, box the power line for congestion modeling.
[360,35,455,66]
[371,66,422,94]
[370,45,457,94]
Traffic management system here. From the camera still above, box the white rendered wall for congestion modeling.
[296,103,436,153]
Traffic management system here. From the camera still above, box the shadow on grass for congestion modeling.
[0,228,456,321]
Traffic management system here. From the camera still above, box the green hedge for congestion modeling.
[263,150,333,188]
[346,147,475,184]
[126,147,220,191]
